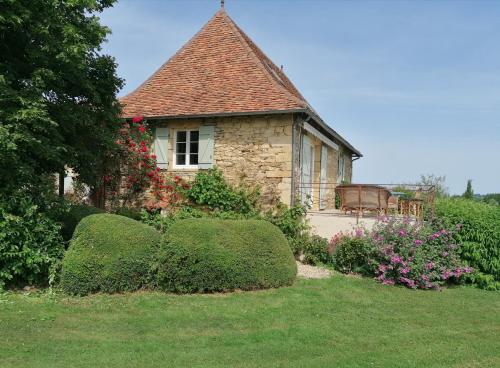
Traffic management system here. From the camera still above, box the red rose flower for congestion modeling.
[138,125,146,133]
[132,116,143,123]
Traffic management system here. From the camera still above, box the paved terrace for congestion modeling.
[307,209,379,240]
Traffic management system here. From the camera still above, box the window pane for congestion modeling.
[190,154,198,165]
[177,131,187,142]
[190,131,199,142]
[176,142,186,154]
[176,154,186,165]
[190,142,198,154]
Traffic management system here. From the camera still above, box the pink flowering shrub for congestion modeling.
[331,217,473,290]
[370,217,472,289]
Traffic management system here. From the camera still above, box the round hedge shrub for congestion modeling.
[155,219,297,293]
[60,214,161,295]
[59,204,105,241]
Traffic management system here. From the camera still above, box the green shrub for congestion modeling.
[432,198,500,290]
[141,170,309,256]
[155,219,297,293]
[302,235,331,265]
[60,214,161,295]
[58,204,104,241]
[0,196,64,289]
[332,235,376,275]
[264,202,309,255]
[113,207,142,221]
[187,169,259,214]
[141,206,209,233]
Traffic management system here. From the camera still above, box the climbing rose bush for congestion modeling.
[331,217,472,290]
[113,117,189,210]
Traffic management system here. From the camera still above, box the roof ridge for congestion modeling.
[122,9,227,101]
[219,11,308,109]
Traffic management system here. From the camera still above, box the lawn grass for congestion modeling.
[1,275,499,368]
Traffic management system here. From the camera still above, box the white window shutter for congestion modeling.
[154,127,169,169]
[198,125,215,169]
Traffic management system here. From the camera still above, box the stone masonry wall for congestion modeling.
[151,114,354,210]
[154,114,294,207]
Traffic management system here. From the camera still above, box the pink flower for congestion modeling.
[355,228,364,237]
[414,239,423,246]
[399,229,407,237]
[441,271,452,280]
[390,256,403,264]
[399,277,416,288]
[378,264,388,272]
[430,232,441,240]
[382,279,395,286]
[401,267,410,275]
[425,262,434,270]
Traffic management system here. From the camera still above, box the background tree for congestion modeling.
[418,174,449,198]
[0,0,123,202]
[482,193,500,206]
[463,179,474,200]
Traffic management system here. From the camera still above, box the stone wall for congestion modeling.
[154,114,294,206]
[151,114,355,210]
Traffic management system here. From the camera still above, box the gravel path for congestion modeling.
[296,261,332,279]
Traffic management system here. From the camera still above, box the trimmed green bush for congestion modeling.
[433,198,500,290]
[113,206,142,221]
[332,236,376,275]
[59,204,104,241]
[60,214,161,295]
[302,235,331,265]
[155,219,297,293]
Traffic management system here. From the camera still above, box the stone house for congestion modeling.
[120,8,361,210]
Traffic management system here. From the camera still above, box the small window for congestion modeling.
[174,130,199,168]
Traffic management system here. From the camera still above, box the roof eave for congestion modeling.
[121,108,308,121]
[304,108,363,158]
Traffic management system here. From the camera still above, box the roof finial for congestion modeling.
[221,0,225,8]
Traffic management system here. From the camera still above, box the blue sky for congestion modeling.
[100,0,500,194]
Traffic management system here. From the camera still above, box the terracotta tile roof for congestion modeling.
[120,9,312,118]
